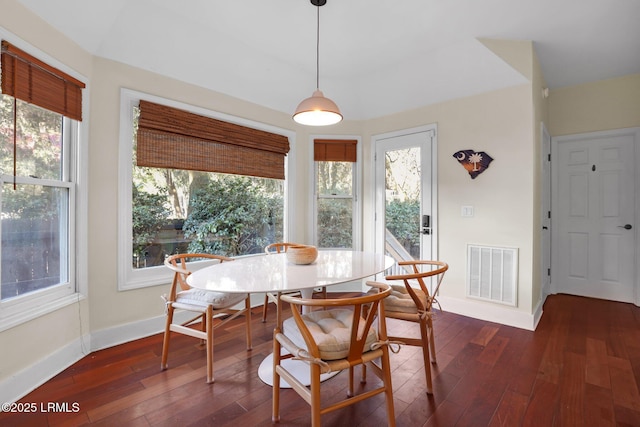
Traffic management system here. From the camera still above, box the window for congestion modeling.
[118,90,293,289]
[0,39,84,327]
[313,139,360,249]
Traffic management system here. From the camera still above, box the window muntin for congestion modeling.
[0,96,73,301]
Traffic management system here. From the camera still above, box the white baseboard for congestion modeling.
[0,334,90,404]
[1,310,189,403]
[532,295,545,330]
[438,296,537,331]
[90,312,168,352]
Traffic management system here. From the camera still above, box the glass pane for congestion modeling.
[131,167,285,268]
[0,96,64,180]
[1,183,68,300]
[384,147,421,259]
[318,198,352,248]
[317,162,352,196]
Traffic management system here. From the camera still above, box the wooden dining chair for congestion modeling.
[161,253,252,383]
[383,260,448,394]
[272,281,396,427]
[262,242,326,322]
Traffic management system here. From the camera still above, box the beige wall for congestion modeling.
[548,73,640,136]
[362,84,536,312]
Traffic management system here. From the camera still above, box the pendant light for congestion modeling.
[293,0,342,126]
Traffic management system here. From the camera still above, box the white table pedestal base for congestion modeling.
[258,352,340,388]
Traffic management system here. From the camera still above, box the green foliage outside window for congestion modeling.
[317,198,352,248]
[385,198,420,257]
[183,175,283,256]
[132,185,171,258]
[316,161,353,249]
[132,169,284,266]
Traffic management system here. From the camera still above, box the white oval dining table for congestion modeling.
[187,250,394,296]
[186,250,395,387]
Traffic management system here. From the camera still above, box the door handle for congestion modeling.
[421,214,431,235]
[618,224,633,230]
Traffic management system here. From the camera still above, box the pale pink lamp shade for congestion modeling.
[292,89,342,126]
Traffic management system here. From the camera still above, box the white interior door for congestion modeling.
[552,129,638,303]
[374,126,436,274]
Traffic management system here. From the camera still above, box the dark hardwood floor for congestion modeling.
[2,293,640,426]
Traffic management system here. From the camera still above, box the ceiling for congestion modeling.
[15,0,640,121]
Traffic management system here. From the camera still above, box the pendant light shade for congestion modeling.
[293,0,342,126]
[293,89,342,126]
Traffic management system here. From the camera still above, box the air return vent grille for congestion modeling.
[467,245,518,306]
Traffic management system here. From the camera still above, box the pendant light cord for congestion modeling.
[316,4,320,90]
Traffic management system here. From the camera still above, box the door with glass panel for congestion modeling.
[375,127,436,272]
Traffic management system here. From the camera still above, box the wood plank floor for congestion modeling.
[2,293,640,426]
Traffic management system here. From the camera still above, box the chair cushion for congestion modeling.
[284,309,378,360]
[176,288,247,309]
[382,284,428,314]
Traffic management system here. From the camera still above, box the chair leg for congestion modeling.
[206,305,214,384]
[310,364,322,427]
[272,333,281,423]
[427,318,437,363]
[419,320,433,394]
[245,297,253,350]
[360,364,367,384]
[380,349,396,427]
[160,305,174,371]
[262,294,269,323]
[200,313,207,346]
[348,366,355,397]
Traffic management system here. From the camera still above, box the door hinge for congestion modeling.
[548,153,551,162]
[547,268,551,276]
[548,211,551,219]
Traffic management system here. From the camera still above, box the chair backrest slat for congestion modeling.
[385,260,448,310]
[164,253,233,294]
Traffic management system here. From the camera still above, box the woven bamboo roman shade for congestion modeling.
[1,41,85,121]
[314,139,357,162]
[136,100,290,180]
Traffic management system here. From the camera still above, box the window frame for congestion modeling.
[117,89,295,290]
[310,136,362,250]
[0,31,87,331]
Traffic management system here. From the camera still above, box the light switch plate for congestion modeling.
[461,206,474,217]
